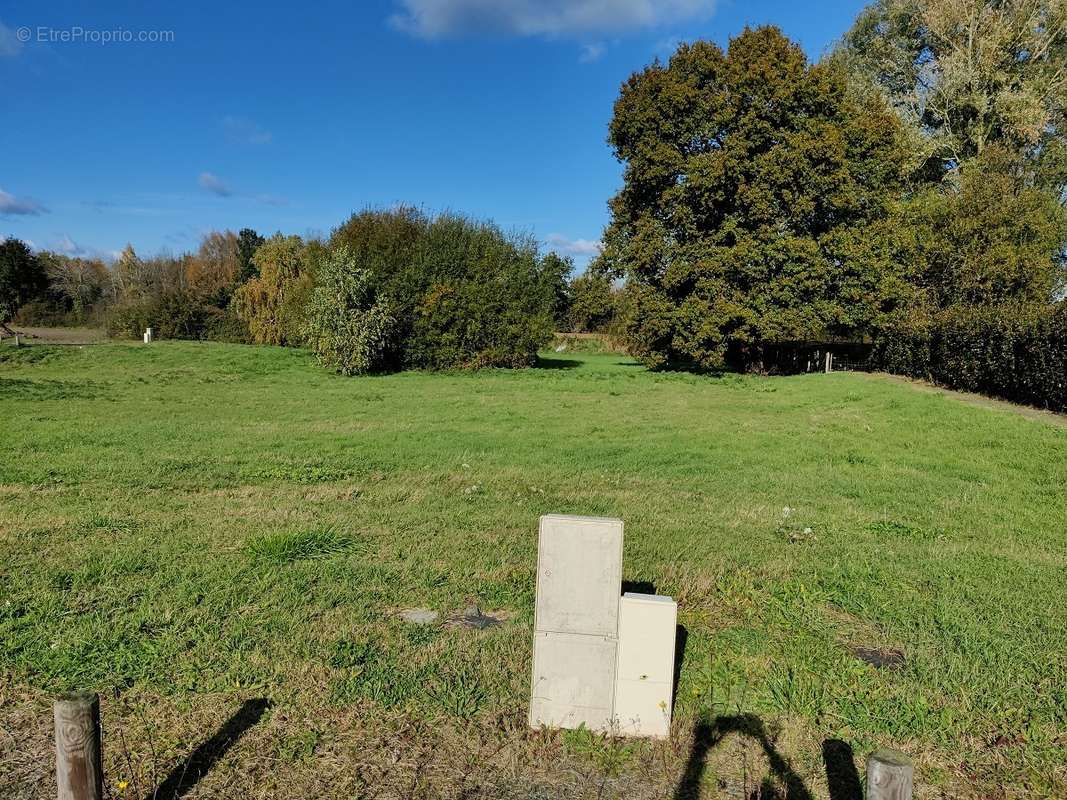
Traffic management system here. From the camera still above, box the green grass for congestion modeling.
[1,340,1065,796]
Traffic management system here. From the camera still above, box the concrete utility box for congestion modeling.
[529,515,623,731]
[613,593,677,738]
[534,515,623,637]
[530,630,618,730]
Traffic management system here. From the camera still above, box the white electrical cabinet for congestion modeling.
[529,515,623,732]
[534,515,623,636]
[613,592,677,738]
[530,630,618,730]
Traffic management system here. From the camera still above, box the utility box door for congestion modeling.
[613,592,677,738]
[529,630,617,731]
[535,514,623,637]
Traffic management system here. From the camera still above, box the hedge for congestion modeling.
[873,304,1067,412]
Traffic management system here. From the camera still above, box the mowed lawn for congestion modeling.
[1,341,1065,799]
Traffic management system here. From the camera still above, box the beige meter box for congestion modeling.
[529,515,624,731]
[534,515,623,636]
[613,592,678,738]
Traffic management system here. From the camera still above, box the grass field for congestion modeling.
[1,340,1065,799]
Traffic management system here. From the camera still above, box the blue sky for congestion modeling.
[0,0,868,269]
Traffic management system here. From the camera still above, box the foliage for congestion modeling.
[565,270,617,333]
[597,27,910,370]
[184,230,241,304]
[541,251,575,328]
[106,291,211,340]
[0,237,48,325]
[892,147,1067,308]
[237,228,265,283]
[842,0,1067,189]
[329,208,558,369]
[874,302,1067,410]
[36,252,109,319]
[303,246,397,375]
[232,234,316,346]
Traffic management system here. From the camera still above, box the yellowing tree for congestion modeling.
[185,231,241,301]
[844,0,1067,187]
[232,234,314,345]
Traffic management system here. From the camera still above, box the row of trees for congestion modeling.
[2,209,621,371]
[596,2,1067,379]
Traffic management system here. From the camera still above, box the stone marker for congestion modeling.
[399,608,438,625]
[866,748,913,800]
[613,592,677,738]
[529,514,623,732]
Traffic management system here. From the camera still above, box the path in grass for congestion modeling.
[1,341,1064,798]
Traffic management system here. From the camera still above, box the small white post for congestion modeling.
[824,351,832,373]
[143,331,149,344]
[14,334,21,348]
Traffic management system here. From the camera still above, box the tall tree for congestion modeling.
[38,252,109,316]
[842,0,1067,191]
[598,27,909,370]
[237,228,265,283]
[0,238,48,328]
[185,230,241,303]
[232,234,314,345]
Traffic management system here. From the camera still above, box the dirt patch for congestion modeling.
[5,326,108,345]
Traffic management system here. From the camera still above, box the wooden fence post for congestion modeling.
[866,748,913,800]
[54,692,103,800]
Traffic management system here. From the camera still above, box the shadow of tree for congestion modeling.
[533,356,582,370]
[672,713,813,800]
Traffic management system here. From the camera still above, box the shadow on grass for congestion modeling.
[672,713,813,800]
[146,698,271,800]
[534,356,582,370]
[822,739,862,800]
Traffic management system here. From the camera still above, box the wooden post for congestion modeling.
[866,748,913,800]
[54,692,103,800]
[824,351,831,373]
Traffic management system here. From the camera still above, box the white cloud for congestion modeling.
[198,171,233,197]
[47,235,119,261]
[545,233,603,257]
[0,20,24,58]
[0,187,47,216]
[390,0,715,39]
[578,42,606,63]
[223,115,272,145]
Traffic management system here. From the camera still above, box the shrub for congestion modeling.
[106,296,193,340]
[874,304,1067,411]
[329,208,557,370]
[104,291,246,341]
[566,270,616,333]
[303,246,397,375]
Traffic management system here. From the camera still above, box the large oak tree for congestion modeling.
[598,27,910,370]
